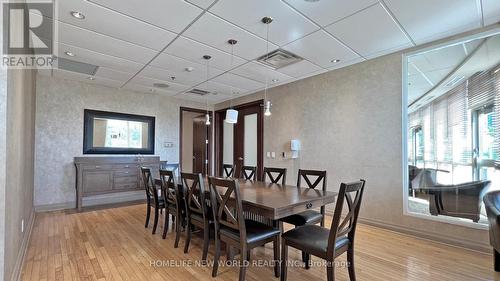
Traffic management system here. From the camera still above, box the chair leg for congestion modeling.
[239,247,248,281]
[273,237,280,278]
[162,209,170,239]
[212,237,221,277]
[246,249,251,262]
[326,261,335,281]
[304,253,310,270]
[152,207,159,234]
[184,219,192,253]
[145,205,151,228]
[495,249,500,272]
[174,212,181,248]
[201,226,210,261]
[280,242,288,281]
[347,247,356,281]
[227,245,234,261]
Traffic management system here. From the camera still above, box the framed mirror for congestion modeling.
[83,109,155,154]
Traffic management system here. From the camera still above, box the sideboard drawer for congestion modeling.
[114,182,138,190]
[82,164,115,171]
[114,169,138,177]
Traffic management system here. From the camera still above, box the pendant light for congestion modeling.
[225,39,239,124]
[262,16,273,117]
[203,55,211,126]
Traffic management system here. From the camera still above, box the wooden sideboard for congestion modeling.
[74,156,160,210]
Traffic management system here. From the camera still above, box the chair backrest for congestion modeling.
[263,167,287,185]
[297,169,327,192]
[208,177,246,241]
[240,166,257,181]
[159,169,179,207]
[182,172,207,220]
[141,167,159,204]
[222,164,234,178]
[327,180,366,257]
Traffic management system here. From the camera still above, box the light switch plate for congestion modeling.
[271,152,276,158]
[266,152,271,158]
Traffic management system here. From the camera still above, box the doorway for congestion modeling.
[180,107,212,176]
[215,100,264,179]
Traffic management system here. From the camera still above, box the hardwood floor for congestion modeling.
[20,203,497,281]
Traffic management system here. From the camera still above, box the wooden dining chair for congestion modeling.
[209,177,280,281]
[223,164,235,177]
[281,179,366,281]
[240,166,257,181]
[141,167,165,234]
[263,167,287,185]
[182,172,213,261]
[159,169,185,247]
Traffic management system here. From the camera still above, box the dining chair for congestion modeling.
[263,167,287,185]
[281,179,366,281]
[209,177,280,281]
[223,164,235,177]
[141,167,165,234]
[159,169,185,247]
[240,166,257,181]
[182,172,213,261]
[162,163,180,177]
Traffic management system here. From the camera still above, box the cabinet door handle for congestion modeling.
[124,171,129,174]
[95,165,100,169]
[125,165,130,168]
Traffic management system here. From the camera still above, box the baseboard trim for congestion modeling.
[11,210,35,281]
[35,191,146,212]
[357,217,491,253]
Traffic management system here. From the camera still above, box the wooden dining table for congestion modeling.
[154,176,337,221]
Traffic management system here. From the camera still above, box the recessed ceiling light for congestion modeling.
[271,79,279,83]
[70,11,85,19]
[185,67,194,72]
[64,51,75,57]
[330,59,340,63]
[87,77,95,80]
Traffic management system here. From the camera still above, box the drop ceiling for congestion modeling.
[35,0,500,104]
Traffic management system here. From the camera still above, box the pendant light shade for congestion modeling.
[264,100,272,116]
[205,113,211,125]
[225,109,238,124]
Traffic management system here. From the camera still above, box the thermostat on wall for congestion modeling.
[164,142,174,148]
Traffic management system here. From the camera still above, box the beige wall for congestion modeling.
[215,53,490,251]
[2,67,37,281]
[34,75,207,209]
[0,51,6,281]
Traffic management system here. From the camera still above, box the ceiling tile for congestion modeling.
[196,81,248,96]
[231,62,293,84]
[184,13,278,60]
[95,67,135,82]
[56,22,157,64]
[57,0,176,51]
[482,0,500,26]
[149,52,221,76]
[276,60,323,78]
[326,3,413,59]
[56,42,145,73]
[210,0,319,46]
[175,91,232,104]
[51,69,124,88]
[165,36,246,71]
[186,0,217,9]
[283,0,378,27]
[89,0,202,33]
[282,30,360,68]
[139,65,222,87]
[211,73,264,91]
[384,0,482,45]
[122,83,176,96]
[327,57,365,71]
[128,76,190,93]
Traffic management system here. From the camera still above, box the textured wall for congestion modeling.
[34,75,206,208]
[0,46,6,281]
[215,53,489,251]
[4,67,37,281]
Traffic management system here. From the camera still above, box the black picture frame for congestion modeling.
[83,109,155,154]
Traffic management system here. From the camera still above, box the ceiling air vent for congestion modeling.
[186,88,210,96]
[55,57,98,75]
[257,49,303,69]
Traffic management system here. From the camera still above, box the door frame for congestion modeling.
[179,107,213,175]
[215,99,264,179]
